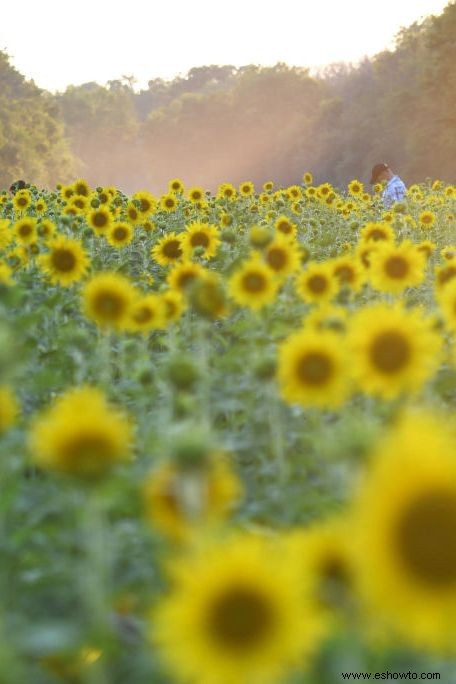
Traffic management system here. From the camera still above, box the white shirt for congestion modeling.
[382,175,407,207]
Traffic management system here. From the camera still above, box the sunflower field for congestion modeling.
[1,175,456,683]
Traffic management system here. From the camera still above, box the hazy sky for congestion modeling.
[1,0,449,92]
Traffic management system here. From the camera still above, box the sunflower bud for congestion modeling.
[166,356,200,391]
[172,431,210,470]
[249,226,273,248]
[221,229,235,244]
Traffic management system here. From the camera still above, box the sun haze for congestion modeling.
[0,0,450,91]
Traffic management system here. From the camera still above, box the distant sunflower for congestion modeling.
[263,181,274,192]
[125,202,143,225]
[360,222,395,244]
[239,181,255,197]
[435,263,456,291]
[13,217,38,245]
[263,236,300,278]
[161,289,186,323]
[188,186,205,203]
[302,172,313,185]
[169,178,185,194]
[106,222,134,248]
[12,190,32,212]
[35,197,47,214]
[354,412,456,652]
[37,219,57,240]
[181,221,221,260]
[133,190,157,216]
[152,534,324,684]
[305,186,317,199]
[151,232,184,266]
[295,261,339,304]
[69,195,90,214]
[82,272,137,330]
[277,329,350,408]
[348,179,364,196]
[274,215,297,239]
[347,303,441,399]
[29,386,132,479]
[167,261,205,294]
[369,241,426,294]
[440,246,456,261]
[419,211,436,228]
[331,256,365,292]
[60,185,75,202]
[72,178,91,197]
[228,257,279,310]
[87,207,113,234]
[128,294,166,333]
[217,183,237,201]
[38,236,90,286]
[160,193,179,213]
[416,240,436,260]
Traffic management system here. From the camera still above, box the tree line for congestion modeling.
[1,1,455,192]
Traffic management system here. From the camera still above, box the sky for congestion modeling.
[0,0,450,92]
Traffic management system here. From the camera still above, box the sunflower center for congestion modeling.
[335,265,354,283]
[133,306,153,324]
[140,199,151,213]
[242,272,266,293]
[438,267,456,286]
[62,432,114,473]
[165,198,175,208]
[177,272,198,289]
[369,330,410,373]
[267,248,287,270]
[190,232,210,248]
[93,212,108,228]
[113,227,128,241]
[17,196,28,206]
[163,240,182,259]
[297,352,332,385]
[396,489,456,586]
[51,248,76,272]
[18,224,32,237]
[207,586,274,651]
[384,256,409,279]
[368,229,387,241]
[277,221,291,233]
[93,291,125,319]
[307,274,328,294]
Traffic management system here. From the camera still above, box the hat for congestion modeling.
[370,163,389,184]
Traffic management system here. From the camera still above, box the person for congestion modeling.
[9,179,27,195]
[370,163,406,207]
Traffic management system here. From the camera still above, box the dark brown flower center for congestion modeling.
[369,331,410,373]
[297,352,332,385]
[51,248,76,272]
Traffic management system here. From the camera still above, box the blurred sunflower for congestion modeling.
[13,217,38,246]
[419,211,436,228]
[239,181,255,197]
[128,294,166,333]
[167,261,205,294]
[151,232,184,266]
[160,193,179,213]
[188,186,205,203]
[106,222,134,249]
[132,191,157,216]
[369,241,426,294]
[274,215,297,239]
[12,189,32,212]
[38,235,90,287]
[228,257,279,310]
[169,178,185,194]
[360,222,395,244]
[0,386,19,433]
[331,256,365,292]
[82,272,137,330]
[295,261,339,305]
[181,221,221,260]
[263,236,300,278]
[72,178,91,197]
[87,207,113,234]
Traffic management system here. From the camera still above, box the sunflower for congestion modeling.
[106,222,134,248]
[418,211,436,228]
[353,412,456,652]
[274,215,297,239]
[169,178,185,194]
[286,185,302,201]
[167,261,205,294]
[437,279,456,333]
[305,186,317,199]
[125,202,144,225]
[87,207,113,234]
[132,190,157,216]
[302,172,313,185]
[69,195,90,214]
[331,256,365,292]
[263,181,274,192]
[60,185,75,202]
[440,246,456,261]
[35,197,47,214]
[29,386,132,479]
[217,183,237,201]
[151,232,184,266]
[277,329,351,409]
[359,222,395,244]
[13,217,38,245]
[37,219,57,240]
[12,190,32,212]
[347,303,441,399]
[263,236,300,278]
[317,183,333,200]
[181,221,221,260]
[239,181,255,197]
[369,241,426,294]
[143,453,242,541]
[82,272,138,330]
[228,257,279,310]
[0,262,13,286]
[416,240,436,260]
[189,272,229,319]
[0,220,13,250]
[72,178,91,197]
[38,236,90,287]
[188,186,205,203]
[95,187,114,205]
[435,263,456,291]
[304,305,348,334]
[0,386,19,433]
[161,289,186,323]
[295,261,339,305]
[160,193,179,213]
[128,294,166,333]
[152,534,324,684]
[348,179,364,196]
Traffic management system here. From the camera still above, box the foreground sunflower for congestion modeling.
[152,534,324,684]
[277,329,351,408]
[369,240,426,294]
[228,257,279,310]
[82,272,137,330]
[13,217,38,246]
[38,235,90,286]
[29,386,132,478]
[347,303,441,399]
[143,452,242,542]
[353,412,456,652]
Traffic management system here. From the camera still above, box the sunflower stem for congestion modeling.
[267,382,287,484]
